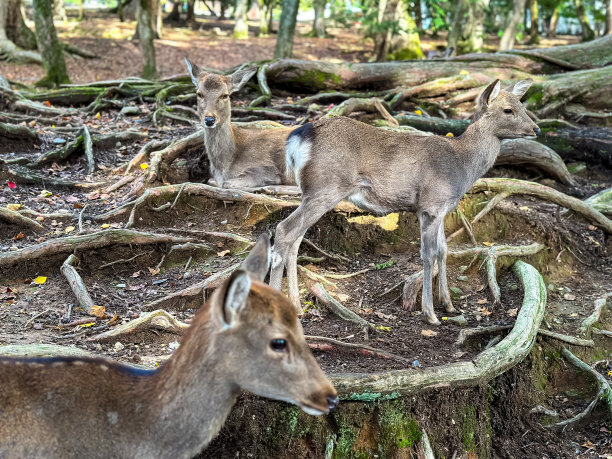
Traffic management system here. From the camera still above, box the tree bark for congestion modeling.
[574,0,595,41]
[187,0,196,22]
[233,0,249,39]
[548,3,560,37]
[153,0,163,39]
[499,0,526,50]
[33,0,70,87]
[274,0,299,58]
[412,0,422,30]
[606,0,612,35]
[256,0,268,35]
[78,0,86,20]
[467,0,489,52]
[528,0,539,44]
[312,0,326,38]
[447,0,467,53]
[0,0,41,63]
[137,0,156,79]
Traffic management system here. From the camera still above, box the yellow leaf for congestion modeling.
[414,110,422,115]
[33,276,47,285]
[140,163,149,170]
[148,267,160,276]
[7,204,22,211]
[442,316,448,320]
[100,224,110,229]
[79,322,96,327]
[39,190,53,197]
[483,241,495,247]
[90,305,106,318]
[570,312,578,317]
[217,250,230,257]
[446,132,454,137]
[64,226,75,234]
[519,206,530,211]
[460,70,469,75]
[95,112,101,120]
[477,298,488,304]
[51,125,56,128]
[376,325,390,332]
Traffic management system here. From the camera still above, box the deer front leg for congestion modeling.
[286,234,305,312]
[418,212,441,325]
[436,222,457,313]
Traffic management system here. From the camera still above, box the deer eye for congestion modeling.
[196,92,204,99]
[503,108,513,114]
[220,94,229,99]
[270,339,287,352]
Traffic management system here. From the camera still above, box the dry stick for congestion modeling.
[298,265,338,289]
[470,178,612,234]
[457,208,477,245]
[60,254,95,314]
[310,283,374,329]
[302,238,350,263]
[18,207,73,220]
[23,309,54,329]
[420,429,435,459]
[537,329,594,347]
[447,191,511,242]
[581,294,611,337]
[0,229,195,268]
[156,242,213,270]
[546,347,612,430]
[305,335,411,364]
[0,207,44,231]
[326,267,371,280]
[77,203,89,234]
[97,252,149,270]
[104,175,135,194]
[326,97,398,126]
[82,126,95,174]
[150,182,187,212]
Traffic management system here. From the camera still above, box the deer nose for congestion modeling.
[327,394,339,411]
[533,127,541,135]
[204,116,216,127]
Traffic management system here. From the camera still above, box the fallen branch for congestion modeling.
[537,329,594,347]
[305,335,410,364]
[546,347,612,430]
[0,229,194,268]
[310,283,374,329]
[60,254,95,314]
[87,310,189,342]
[298,265,338,289]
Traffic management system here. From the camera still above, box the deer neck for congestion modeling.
[145,324,239,456]
[203,121,238,184]
[457,122,502,182]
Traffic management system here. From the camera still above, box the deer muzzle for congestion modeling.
[204,116,216,127]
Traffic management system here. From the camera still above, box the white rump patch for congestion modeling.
[285,136,311,187]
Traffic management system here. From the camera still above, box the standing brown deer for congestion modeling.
[0,235,338,459]
[185,58,296,189]
[270,79,540,325]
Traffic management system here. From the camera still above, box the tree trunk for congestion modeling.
[466,0,489,52]
[256,0,268,35]
[118,0,124,21]
[547,4,560,37]
[266,0,275,33]
[528,0,539,44]
[312,0,326,38]
[388,4,423,60]
[32,0,70,87]
[167,1,181,21]
[151,0,163,39]
[499,0,526,51]
[606,0,612,35]
[78,0,86,20]
[574,0,595,41]
[274,0,299,58]
[373,0,392,62]
[413,0,422,30]
[233,0,249,39]
[187,0,196,22]
[447,0,467,53]
[53,0,68,21]
[137,0,156,80]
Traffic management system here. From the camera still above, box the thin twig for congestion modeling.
[298,265,338,289]
[24,309,54,329]
[302,238,350,263]
[78,203,89,234]
[97,252,149,270]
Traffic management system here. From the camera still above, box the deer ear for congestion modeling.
[185,57,203,87]
[229,66,258,94]
[219,270,251,329]
[242,234,270,282]
[478,79,501,107]
[510,79,533,98]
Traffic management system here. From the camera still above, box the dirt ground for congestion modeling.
[0,11,610,458]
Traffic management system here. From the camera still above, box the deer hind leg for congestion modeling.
[286,234,305,312]
[418,212,442,325]
[436,222,456,313]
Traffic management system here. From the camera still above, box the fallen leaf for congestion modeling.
[65,195,79,203]
[148,267,160,276]
[13,232,25,240]
[375,311,397,320]
[100,224,111,229]
[140,163,149,170]
[39,190,53,198]
[90,305,106,318]
[477,298,488,304]
[483,241,495,247]
[414,109,422,115]
[44,100,51,107]
[132,271,141,278]
[79,322,96,327]
[421,329,438,337]
[33,276,47,285]
[476,284,486,292]
[460,69,469,75]
[95,112,101,119]
[217,250,230,257]
[477,307,492,316]
[64,226,75,234]
[564,293,576,301]
[445,132,454,137]
[588,225,597,231]
[7,181,17,189]
[519,206,530,211]
[507,308,518,317]
[336,293,350,302]
[7,204,21,211]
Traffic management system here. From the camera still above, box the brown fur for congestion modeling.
[186,59,295,188]
[0,236,337,459]
[271,79,539,325]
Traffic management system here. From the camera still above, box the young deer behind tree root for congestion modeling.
[270,79,540,325]
[185,58,296,189]
[0,235,338,459]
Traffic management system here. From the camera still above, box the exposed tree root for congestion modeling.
[402,243,545,311]
[250,63,272,107]
[310,283,375,330]
[60,254,95,314]
[87,309,189,342]
[471,178,612,234]
[142,263,241,311]
[447,191,511,242]
[326,97,398,126]
[305,335,410,364]
[0,206,44,232]
[537,329,594,347]
[545,347,612,430]
[104,175,135,193]
[390,74,485,109]
[82,126,95,174]
[238,185,302,196]
[302,238,350,264]
[419,428,435,459]
[0,121,39,141]
[332,261,546,397]
[0,343,93,359]
[581,294,610,337]
[457,325,594,348]
[0,229,194,268]
[298,265,338,289]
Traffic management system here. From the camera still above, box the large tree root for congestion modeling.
[142,263,241,311]
[402,243,545,311]
[325,97,398,126]
[545,347,612,430]
[310,283,375,330]
[580,294,611,338]
[0,229,194,268]
[0,207,44,232]
[60,254,95,314]
[332,261,546,397]
[87,310,189,342]
[470,178,612,234]
[0,121,39,142]
[457,326,594,349]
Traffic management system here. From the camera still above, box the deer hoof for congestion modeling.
[424,314,441,326]
[443,302,457,313]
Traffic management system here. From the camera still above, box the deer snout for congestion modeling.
[533,127,541,135]
[204,116,216,127]
[327,394,339,411]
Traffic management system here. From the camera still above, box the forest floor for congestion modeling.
[0,11,580,84]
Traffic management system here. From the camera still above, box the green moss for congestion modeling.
[462,405,478,453]
[294,69,342,89]
[379,400,422,451]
